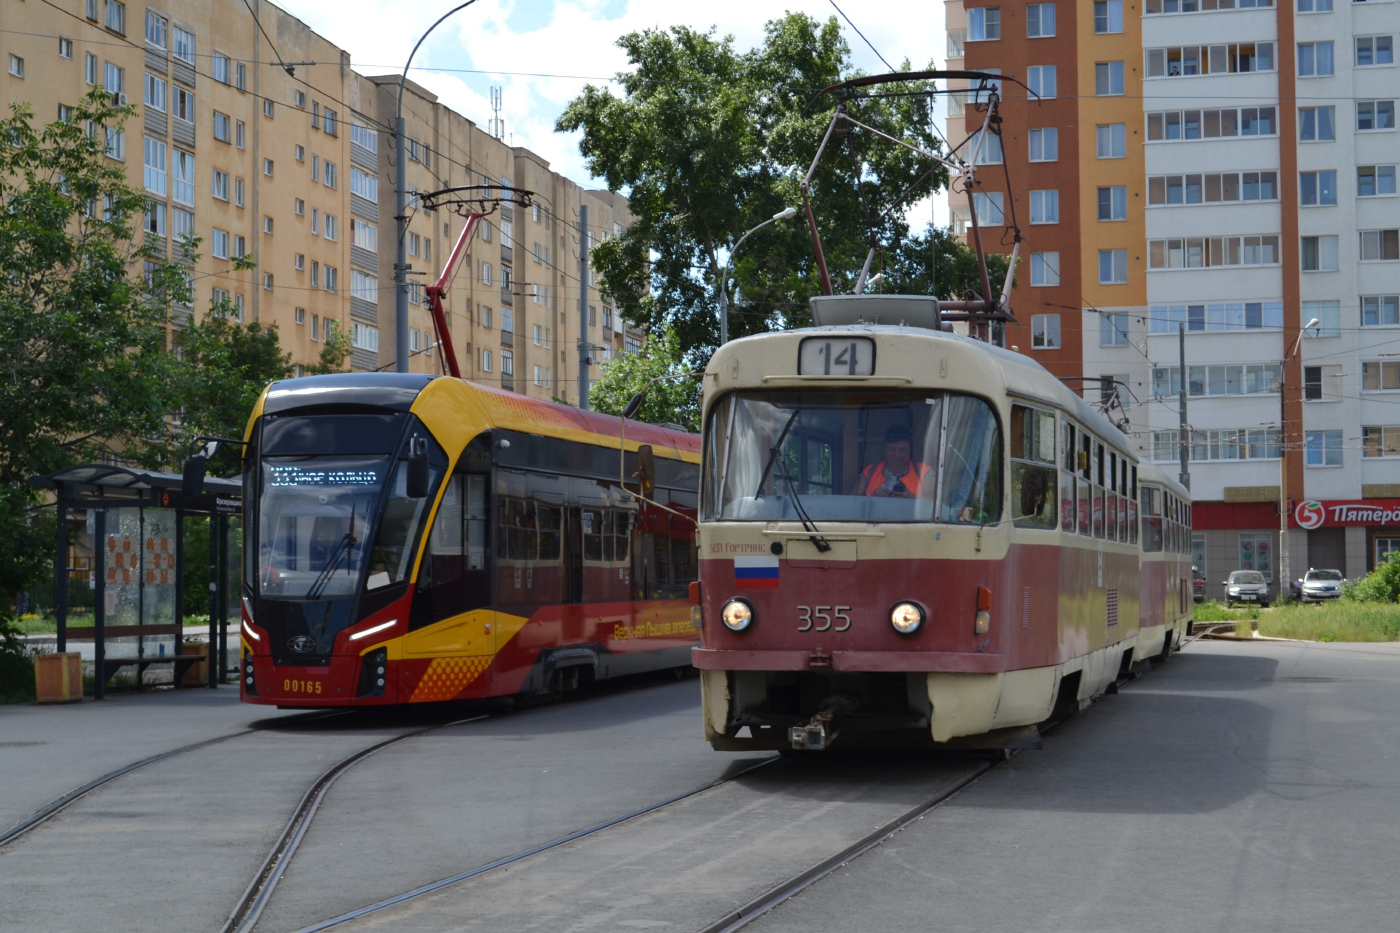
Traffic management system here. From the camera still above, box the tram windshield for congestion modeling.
[704,390,1002,524]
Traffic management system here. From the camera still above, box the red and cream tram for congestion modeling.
[236,373,699,707]
[692,295,1192,751]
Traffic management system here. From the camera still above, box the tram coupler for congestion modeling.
[789,711,837,751]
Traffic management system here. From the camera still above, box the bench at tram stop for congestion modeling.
[34,627,215,702]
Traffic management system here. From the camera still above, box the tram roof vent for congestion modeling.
[808,295,946,331]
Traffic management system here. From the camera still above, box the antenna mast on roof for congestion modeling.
[489,86,505,140]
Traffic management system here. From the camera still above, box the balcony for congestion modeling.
[501,330,514,348]
[500,286,514,307]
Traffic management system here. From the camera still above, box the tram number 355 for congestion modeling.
[797,606,852,632]
[798,337,875,377]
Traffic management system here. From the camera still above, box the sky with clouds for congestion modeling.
[277,0,949,220]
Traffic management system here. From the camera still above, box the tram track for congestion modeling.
[0,708,350,850]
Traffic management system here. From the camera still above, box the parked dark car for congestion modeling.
[1225,570,1270,608]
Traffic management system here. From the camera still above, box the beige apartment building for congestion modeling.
[0,0,637,405]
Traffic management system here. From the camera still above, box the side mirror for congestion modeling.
[406,436,430,499]
[181,455,208,500]
[636,444,655,498]
[623,391,647,420]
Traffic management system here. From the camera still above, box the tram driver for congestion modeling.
[851,425,932,498]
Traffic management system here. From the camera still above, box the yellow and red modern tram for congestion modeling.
[692,296,1192,751]
[236,373,699,707]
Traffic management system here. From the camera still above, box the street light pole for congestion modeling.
[1279,317,1319,600]
[395,2,479,373]
[718,207,797,345]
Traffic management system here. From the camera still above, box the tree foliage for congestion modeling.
[588,327,701,433]
[1343,556,1400,604]
[558,13,1003,357]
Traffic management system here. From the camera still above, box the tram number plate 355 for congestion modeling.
[798,337,875,377]
[798,606,852,632]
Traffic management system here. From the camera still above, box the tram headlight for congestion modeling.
[721,598,755,633]
[889,602,925,636]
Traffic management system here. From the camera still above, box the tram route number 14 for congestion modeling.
[798,337,875,377]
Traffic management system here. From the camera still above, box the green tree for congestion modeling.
[589,327,701,432]
[558,13,999,356]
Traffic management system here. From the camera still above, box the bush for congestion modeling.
[1341,556,1400,604]
[0,619,36,703]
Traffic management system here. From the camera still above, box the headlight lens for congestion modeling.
[721,598,754,633]
[889,601,925,636]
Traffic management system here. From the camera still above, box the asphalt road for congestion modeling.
[3,640,1399,933]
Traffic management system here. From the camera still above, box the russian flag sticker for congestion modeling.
[734,555,780,590]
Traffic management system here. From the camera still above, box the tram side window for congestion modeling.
[1127,466,1139,545]
[1092,441,1106,538]
[634,487,697,601]
[1077,430,1092,535]
[1142,485,1163,552]
[1011,405,1058,529]
[1106,452,1119,543]
[367,451,443,591]
[411,473,489,630]
[1060,421,1077,532]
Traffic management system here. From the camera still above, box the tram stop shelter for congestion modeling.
[31,465,242,699]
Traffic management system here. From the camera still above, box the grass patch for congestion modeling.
[1255,602,1400,643]
[14,614,215,634]
[1194,600,1259,622]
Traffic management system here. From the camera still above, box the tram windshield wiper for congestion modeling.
[773,443,832,554]
[755,410,801,498]
[306,506,359,601]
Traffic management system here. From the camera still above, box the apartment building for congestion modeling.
[0,0,637,406]
[948,0,1399,594]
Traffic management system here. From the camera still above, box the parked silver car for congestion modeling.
[1293,568,1344,603]
[1225,570,1270,608]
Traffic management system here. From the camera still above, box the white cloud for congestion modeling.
[277,0,945,197]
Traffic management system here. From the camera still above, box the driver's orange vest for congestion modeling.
[861,461,931,496]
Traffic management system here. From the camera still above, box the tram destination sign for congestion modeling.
[1292,499,1400,530]
[798,336,875,376]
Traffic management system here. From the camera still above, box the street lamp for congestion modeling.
[718,207,798,345]
[1278,316,1320,601]
[395,2,480,373]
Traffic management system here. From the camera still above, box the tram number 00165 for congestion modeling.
[798,337,874,377]
[283,679,323,695]
[797,606,852,632]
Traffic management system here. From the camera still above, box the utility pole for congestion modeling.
[394,113,409,373]
[1279,366,1289,599]
[1178,323,1190,490]
[577,204,590,409]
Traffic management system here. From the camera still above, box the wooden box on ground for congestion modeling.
[35,653,83,703]
[180,642,208,686]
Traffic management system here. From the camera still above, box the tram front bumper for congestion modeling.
[690,647,1005,674]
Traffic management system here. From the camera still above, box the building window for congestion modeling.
[502,307,515,334]
[172,208,193,240]
[1304,366,1324,400]
[1100,312,1129,346]
[1095,61,1125,96]
[295,307,306,325]
[1296,0,1331,12]
[1300,235,1339,271]
[294,253,304,271]
[1030,252,1060,286]
[1028,127,1058,161]
[350,167,377,200]
[1029,189,1059,224]
[501,350,514,376]
[1146,43,1275,78]
[211,169,229,201]
[534,365,550,387]
[967,7,1000,41]
[235,178,244,207]
[105,0,125,34]
[213,111,230,142]
[1298,41,1336,76]
[171,26,194,65]
[311,209,320,235]
[1358,101,1396,131]
[324,214,338,241]
[212,53,229,84]
[235,120,245,149]
[262,273,274,291]
[1363,361,1400,391]
[352,219,377,250]
[351,269,377,303]
[262,158,274,176]
[1099,249,1128,284]
[104,62,124,95]
[324,109,338,135]
[85,53,97,85]
[1357,36,1394,67]
[263,99,274,119]
[1299,106,1336,140]
[310,314,320,340]
[1096,123,1126,158]
[966,129,1003,164]
[171,87,194,123]
[323,265,338,292]
[263,216,274,235]
[480,306,492,329]
[352,323,378,351]
[143,137,166,194]
[481,262,493,286]
[1362,427,1400,458]
[1098,186,1127,220]
[1305,431,1343,466]
[143,201,165,236]
[323,161,337,189]
[1094,0,1123,32]
[1360,229,1400,261]
[1238,534,1273,582]
[171,149,194,205]
[294,144,305,162]
[1358,165,1397,197]
[211,228,230,259]
[1299,170,1337,206]
[1362,295,1400,326]
[1151,237,1281,270]
[233,234,245,257]
[972,191,1004,225]
[145,9,166,47]
[1027,65,1057,99]
[350,120,376,151]
[1027,3,1055,36]
[1304,299,1341,337]
[1031,314,1061,348]
[311,155,320,183]
[481,349,493,372]
[7,55,23,78]
[310,261,319,288]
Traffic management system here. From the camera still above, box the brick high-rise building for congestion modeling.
[946,0,1400,594]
